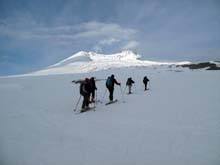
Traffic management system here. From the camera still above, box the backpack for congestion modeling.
[143,77,149,84]
[126,78,132,86]
[106,77,113,87]
[80,81,90,96]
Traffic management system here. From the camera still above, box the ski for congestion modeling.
[74,106,95,114]
[71,77,104,84]
[95,99,103,104]
[81,106,96,113]
[105,99,118,105]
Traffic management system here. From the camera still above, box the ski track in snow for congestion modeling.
[0,67,220,165]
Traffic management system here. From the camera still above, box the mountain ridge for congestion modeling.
[33,50,191,76]
[2,50,219,78]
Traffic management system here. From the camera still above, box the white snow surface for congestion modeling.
[0,66,220,165]
[29,50,191,76]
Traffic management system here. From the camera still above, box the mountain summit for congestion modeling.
[33,50,190,76]
[51,50,141,67]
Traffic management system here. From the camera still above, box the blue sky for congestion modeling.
[0,0,220,75]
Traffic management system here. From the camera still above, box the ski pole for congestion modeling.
[123,86,127,94]
[134,83,137,94]
[74,95,81,111]
[95,90,98,106]
[120,86,125,103]
[101,88,107,102]
[94,91,97,111]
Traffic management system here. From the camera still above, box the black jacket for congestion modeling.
[80,80,91,96]
[89,78,97,91]
[143,77,149,84]
[106,76,120,89]
[126,78,135,86]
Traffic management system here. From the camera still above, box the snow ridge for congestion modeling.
[51,50,141,67]
[33,50,191,76]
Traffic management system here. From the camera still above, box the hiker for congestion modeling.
[126,77,135,94]
[89,77,97,103]
[79,78,92,112]
[143,76,149,90]
[106,74,121,101]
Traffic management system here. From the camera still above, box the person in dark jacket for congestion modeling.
[80,78,91,112]
[126,77,135,94]
[89,77,97,103]
[143,76,149,91]
[106,74,121,101]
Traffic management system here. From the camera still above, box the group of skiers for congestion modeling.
[73,75,149,112]
[125,76,149,94]
[73,77,97,112]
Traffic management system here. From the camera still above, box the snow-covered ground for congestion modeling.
[0,51,220,165]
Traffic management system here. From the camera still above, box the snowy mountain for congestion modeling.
[0,51,220,165]
[31,50,191,76]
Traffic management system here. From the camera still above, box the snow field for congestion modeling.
[0,68,220,165]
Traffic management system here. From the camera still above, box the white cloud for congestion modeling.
[92,38,120,53]
[0,20,139,52]
[73,21,137,40]
[122,40,139,50]
[93,45,102,53]
[99,38,120,45]
[1,21,137,40]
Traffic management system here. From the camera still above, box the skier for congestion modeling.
[106,74,121,102]
[89,77,97,103]
[143,76,149,91]
[126,77,135,94]
[79,78,92,112]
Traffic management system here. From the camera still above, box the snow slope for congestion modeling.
[0,66,220,165]
[28,50,191,76]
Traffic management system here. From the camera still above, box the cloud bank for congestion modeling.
[0,21,138,53]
